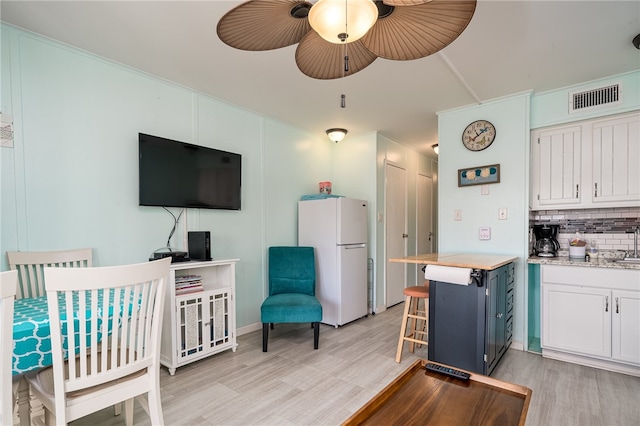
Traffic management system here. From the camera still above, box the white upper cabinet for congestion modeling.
[591,113,640,204]
[531,110,640,210]
[531,124,582,207]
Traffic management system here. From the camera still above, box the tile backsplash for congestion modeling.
[530,206,640,254]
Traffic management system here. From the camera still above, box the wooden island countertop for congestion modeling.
[389,253,517,270]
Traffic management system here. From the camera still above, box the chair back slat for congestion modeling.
[7,248,92,299]
[0,270,18,426]
[43,258,169,397]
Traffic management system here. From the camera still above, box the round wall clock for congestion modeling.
[462,120,496,151]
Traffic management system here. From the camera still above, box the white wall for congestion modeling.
[374,134,428,312]
[437,92,531,345]
[0,25,338,330]
[531,71,640,129]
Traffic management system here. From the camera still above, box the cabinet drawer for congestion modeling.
[506,290,514,314]
[542,265,640,291]
[507,263,515,285]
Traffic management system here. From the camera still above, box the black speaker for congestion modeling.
[188,231,211,261]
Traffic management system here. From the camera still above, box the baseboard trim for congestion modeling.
[510,339,524,351]
[542,348,640,377]
[237,322,262,336]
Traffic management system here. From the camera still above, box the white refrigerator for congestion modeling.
[298,197,368,327]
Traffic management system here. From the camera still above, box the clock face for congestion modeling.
[462,120,496,151]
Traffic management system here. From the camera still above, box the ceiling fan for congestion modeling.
[217,0,477,80]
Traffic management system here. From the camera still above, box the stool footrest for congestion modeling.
[403,336,429,345]
[396,294,429,363]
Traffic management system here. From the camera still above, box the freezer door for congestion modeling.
[337,243,368,325]
[337,198,368,245]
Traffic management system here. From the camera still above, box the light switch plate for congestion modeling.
[498,208,507,220]
[454,209,462,221]
[479,227,491,240]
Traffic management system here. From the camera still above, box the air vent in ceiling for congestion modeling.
[569,83,621,113]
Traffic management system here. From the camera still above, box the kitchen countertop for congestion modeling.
[389,253,517,270]
[527,255,640,270]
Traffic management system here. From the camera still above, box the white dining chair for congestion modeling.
[7,248,93,299]
[25,257,170,426]
[1,270,18,426]
[7,248,128,422]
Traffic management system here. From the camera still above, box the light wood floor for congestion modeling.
[64,303,639,426]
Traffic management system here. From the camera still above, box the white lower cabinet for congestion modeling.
[543,284,611,358]
[160,259,239,375]
[541,265,640,376]
[612,290,640,364]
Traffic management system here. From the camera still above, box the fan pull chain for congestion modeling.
[341,0,347,110]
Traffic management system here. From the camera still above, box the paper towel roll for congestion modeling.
[424,265,472,286]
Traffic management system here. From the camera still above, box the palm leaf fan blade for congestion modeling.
[362,0,477,60]
[217,0,312,51]
[382,0,432,5]
[295,31,377,80]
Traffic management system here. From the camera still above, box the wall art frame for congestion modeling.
[458,164,500,187]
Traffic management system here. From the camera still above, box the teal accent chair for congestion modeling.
[261,246,322,352]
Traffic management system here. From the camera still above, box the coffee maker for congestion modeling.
[533,224,560,257]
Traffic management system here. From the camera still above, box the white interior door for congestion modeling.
[385,162,407,307]
[417,173,433,284]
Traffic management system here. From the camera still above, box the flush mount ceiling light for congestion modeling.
[217,0,477,80]
[432,144,439,155]
[327,128,348,143]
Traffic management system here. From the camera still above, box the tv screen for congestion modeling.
[139,133,241,210]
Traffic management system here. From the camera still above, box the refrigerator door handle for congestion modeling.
[343,244,366,249]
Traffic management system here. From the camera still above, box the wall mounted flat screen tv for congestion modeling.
[139,133,241,210]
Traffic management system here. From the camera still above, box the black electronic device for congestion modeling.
[188,231,212,261]
[138,133,242,210]
[533,224,560,257]
[150,250,190,263]
[425,363,470,381]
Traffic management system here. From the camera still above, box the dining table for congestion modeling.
[12,295,54,426]
[13,296,56,375]
[11,292,129,426]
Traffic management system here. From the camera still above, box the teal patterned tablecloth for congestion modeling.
[12,296,54,375]
[12,292,124,375]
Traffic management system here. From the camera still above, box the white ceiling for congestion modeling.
[2,0,639,155]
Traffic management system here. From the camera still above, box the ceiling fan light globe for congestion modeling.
[309,0,378,44]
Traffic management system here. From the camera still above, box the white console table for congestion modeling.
[160,259,239,375]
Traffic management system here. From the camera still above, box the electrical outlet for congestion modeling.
[479,227,491,240]
[498,208,507,220]
[454,209,462,221]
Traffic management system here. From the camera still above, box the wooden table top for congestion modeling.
[389,253,518,270]
[342,359,532,426]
